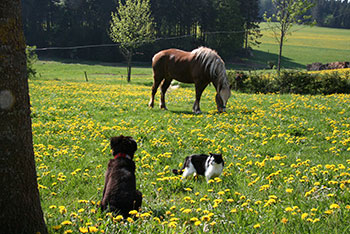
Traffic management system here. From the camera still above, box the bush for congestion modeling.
[26,45,38,79]
[227,70,350,94]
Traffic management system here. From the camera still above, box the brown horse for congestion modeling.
[148,47,231,114]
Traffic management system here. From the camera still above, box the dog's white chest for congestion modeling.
[205,163,223,180]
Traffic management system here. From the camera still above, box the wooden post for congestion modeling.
[84,71,88,82]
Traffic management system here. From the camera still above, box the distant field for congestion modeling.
[251,23,350,69]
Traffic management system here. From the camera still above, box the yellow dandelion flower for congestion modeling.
[88,226,98,233]
[301,213,308,220]
[330,204,340,209]
[217,191,225,195]
[253,223,261,229]
[52,225,62,230]
[286,188,293,193]
[79,227,88,233]
[61,220,72,225]
[129,210,138,215]
[190,217,199,222]
[210,221,216,226]
[231,208,237,213]
[113,215,123,222]
[201,215,211,222]
[183,209,192,214]
[168,221,177,228]
[324,210,333,215]
[281,217,288,224]
[285,207,293,212]
[184,188,192,192]
[255,200,262,205]
[64,230,73,234]
[127,217,134,223]
[140,212,151,218]
[227,199,234,203]
[194,220,201,226]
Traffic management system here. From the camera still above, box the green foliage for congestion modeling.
[206,0,244,58]
[110,0,155,51]
[26,45,38,79]
[110,0,155,82]
[228,70,350,94]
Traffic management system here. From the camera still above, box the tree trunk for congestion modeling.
[277,31,284,73]
[0,1,48,233]
[127,51,132,83]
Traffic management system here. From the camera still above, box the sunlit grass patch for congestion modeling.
[31,62,350,233]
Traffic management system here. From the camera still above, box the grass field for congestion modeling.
[31,61,350,233]
[250,23,350,69]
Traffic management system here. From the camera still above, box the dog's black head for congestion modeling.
[110,135,137,158]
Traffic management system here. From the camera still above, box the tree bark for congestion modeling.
[277,30,284,73]
[127,51,132,83]
[0,0,48,233]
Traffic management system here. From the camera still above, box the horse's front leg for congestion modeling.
[193,83,209,114]
[160,79,171,110]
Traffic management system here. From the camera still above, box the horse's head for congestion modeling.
[215,67,231,113]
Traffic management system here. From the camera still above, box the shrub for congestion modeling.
[227,70,350,94]
[26,45,38,79]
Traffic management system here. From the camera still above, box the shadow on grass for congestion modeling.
[249,50,304,70]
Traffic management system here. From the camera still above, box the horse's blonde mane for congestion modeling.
[191,47,228,86]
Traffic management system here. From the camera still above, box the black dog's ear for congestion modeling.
[110,135,123,150]
[126,136,137,154]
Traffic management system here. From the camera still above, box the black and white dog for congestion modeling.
[173,153,224,182]
[101,135,142,217]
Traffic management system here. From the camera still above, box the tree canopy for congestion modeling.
[110,0,155,81]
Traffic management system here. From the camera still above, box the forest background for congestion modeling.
[22,0,350,63]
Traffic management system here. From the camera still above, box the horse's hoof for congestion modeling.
[193,110,202,114]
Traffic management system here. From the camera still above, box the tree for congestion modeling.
[0,0,48,233]
[206,0,244,59]
[239,0,262,55]
[110,0,155,82]
[264,0,314,72]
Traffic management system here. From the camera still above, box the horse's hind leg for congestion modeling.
[149,77,162,108]
[160,79,171,110]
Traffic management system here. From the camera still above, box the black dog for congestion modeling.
[101,135,142,217]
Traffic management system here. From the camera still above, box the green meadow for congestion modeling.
[31,57,350,233]
[250,23,350,69]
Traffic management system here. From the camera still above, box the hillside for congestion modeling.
[247,23,350,70]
